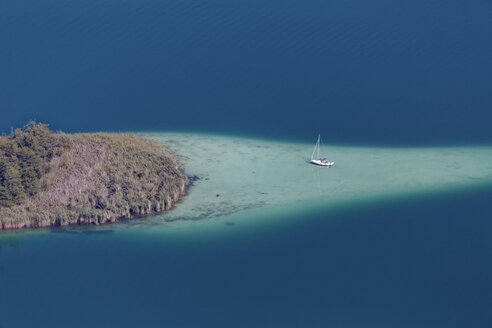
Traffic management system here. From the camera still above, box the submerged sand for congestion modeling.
[144,133,492,224]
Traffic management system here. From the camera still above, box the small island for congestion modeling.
[0,122,188,230]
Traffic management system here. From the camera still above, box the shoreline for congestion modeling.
[3,131,492,232]
[144,132,492,225]
[0,124,189,231]
[0,183,187,231]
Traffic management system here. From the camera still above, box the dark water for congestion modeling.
[1,0,492,327]
[1,186,492,328]
[1,0,492,145]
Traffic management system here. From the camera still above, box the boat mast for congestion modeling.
[317,134,320,159]
[311,135,318,160]
[311,134,319,160]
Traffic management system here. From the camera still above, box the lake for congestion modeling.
[1,0,492,327]
[1,0,491,145]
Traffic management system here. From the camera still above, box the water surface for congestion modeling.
[1,0,492,145]
[1,184,492,328]
[1,0,492,326]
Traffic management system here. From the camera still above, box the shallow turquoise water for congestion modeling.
[1,136,492,327]
[1,185,492,327]
[1,0,492,326]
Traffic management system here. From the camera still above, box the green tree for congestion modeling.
[17,146,43,196]
[0,121,71,207]
[0,159,26,206]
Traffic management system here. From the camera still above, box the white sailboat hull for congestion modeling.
[310,134,334,167]
[310,159,334,167]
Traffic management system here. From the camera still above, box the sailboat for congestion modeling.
[310,134,334,167]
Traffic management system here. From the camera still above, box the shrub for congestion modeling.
[0,121,70,206]
[0,122,188,230]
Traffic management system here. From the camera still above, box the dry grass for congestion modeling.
[0,132,188,230]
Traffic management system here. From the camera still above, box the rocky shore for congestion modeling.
[0,122,189,231]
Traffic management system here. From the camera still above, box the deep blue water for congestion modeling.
[1,0,492,145]
[1,0,492,327]
[1,186,492,327]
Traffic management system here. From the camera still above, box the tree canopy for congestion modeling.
[0,122,70,207]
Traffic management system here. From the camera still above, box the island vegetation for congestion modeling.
[0,122,188,230]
